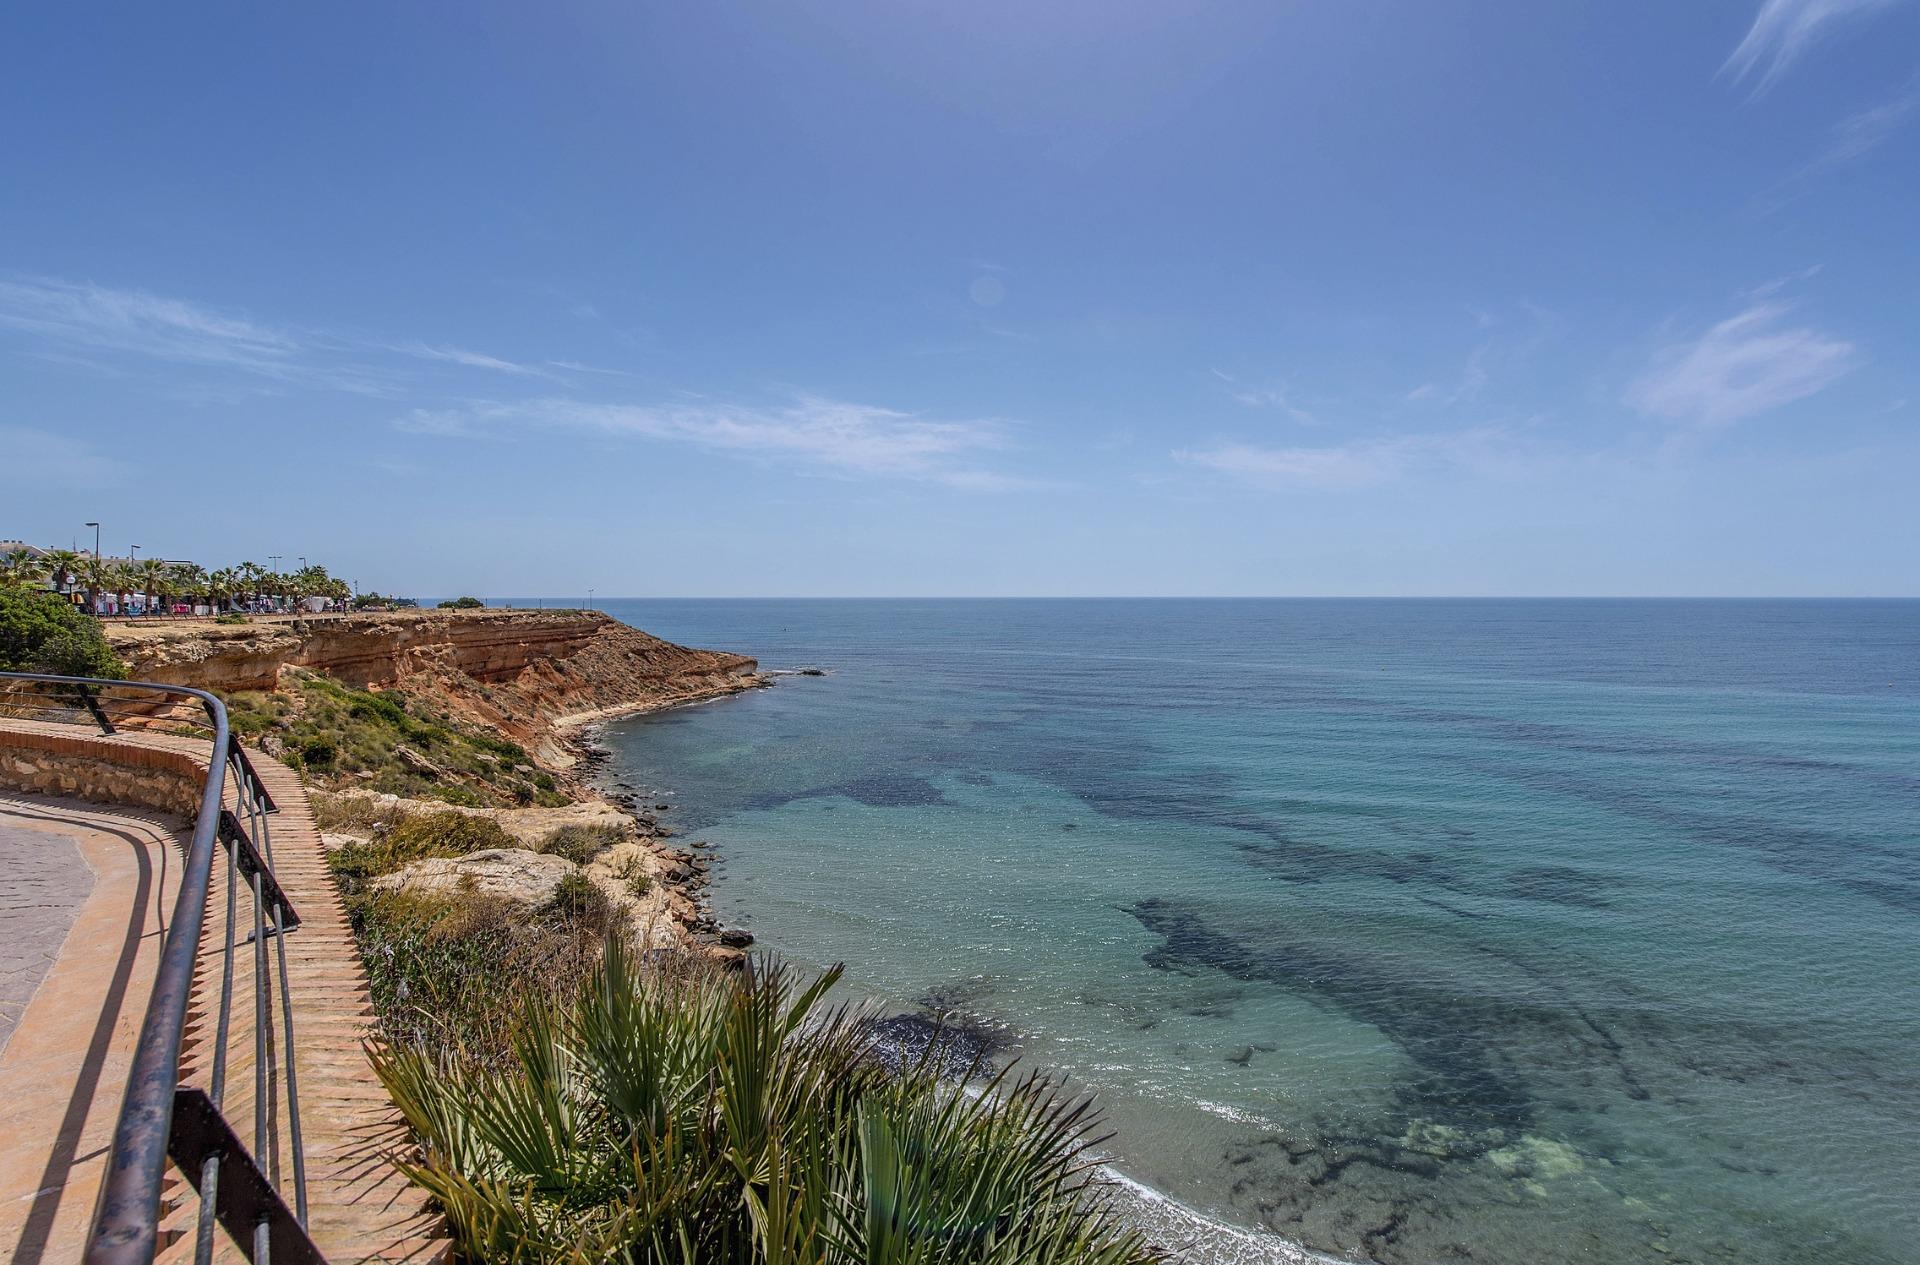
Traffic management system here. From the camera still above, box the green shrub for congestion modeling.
[0,587,123,677]
[437,596,485,609]
[327,810,516,893]
[538,870,607,921]
[374,940,1159,1265]
[348,888,609,1063]
[388,810,516,857]
[310,791,410,834]
[242,674,571,808]
[538,821,625,866]
[214,612,250,625]
[297,737,337,769]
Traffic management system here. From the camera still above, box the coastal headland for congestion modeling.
[103,607,769,957]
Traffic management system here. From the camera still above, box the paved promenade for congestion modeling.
[0,795,180,1264]
[0,816,95,1052]
[0,723,446,1264]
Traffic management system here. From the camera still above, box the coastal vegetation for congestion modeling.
[375,937,1159,1265]
[438,595,486,609]
[227,669,567,806]
[0,585,124,677]
[326,806,620,1062]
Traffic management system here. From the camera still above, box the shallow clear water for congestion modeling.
[590,599,1920,1265]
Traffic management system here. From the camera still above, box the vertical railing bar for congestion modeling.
[251,867,269,1178]
[73,677,231,1265]
[195,828,243,1265]
[272,899,308,1225]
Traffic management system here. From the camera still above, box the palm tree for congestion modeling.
[0,551,51,588]
[375,940,1157,1265]
[171,563,209,611]
[135,558,171,613]
[238,560,268,610]
[42,549,83,597]
[78,553,118,613]
[208,567,240,611]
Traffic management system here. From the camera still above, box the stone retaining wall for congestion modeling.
[0,727,203,818]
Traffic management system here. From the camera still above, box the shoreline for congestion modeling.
[569,681,1344,1265]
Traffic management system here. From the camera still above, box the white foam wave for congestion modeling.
[1099,1165,1351,1265]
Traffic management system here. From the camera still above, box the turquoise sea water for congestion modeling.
[589,599,1920,1265]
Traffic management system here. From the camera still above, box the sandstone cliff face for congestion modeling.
[107,609,762,764]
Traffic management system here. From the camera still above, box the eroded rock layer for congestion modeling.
[106,609,762,763]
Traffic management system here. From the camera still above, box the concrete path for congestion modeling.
[0,817,95,1054]
[0,795,180,1265]
[0,722,446,1264]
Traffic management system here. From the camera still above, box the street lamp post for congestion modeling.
[84,522,100,613]
[129,544,139,562]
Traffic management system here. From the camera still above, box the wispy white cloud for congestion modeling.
[0,277,297,371]
[1230,389,1320,423]
[1209,369,1321,423]
[1722,0,1900,94]
[399,395,1030,489]
[1407,342,1491,406]
[1627,298,1856,428]
[397,342,551,376]
[0,274,603,394]
[1174,428,1519,490]
[1809,75,1920,169]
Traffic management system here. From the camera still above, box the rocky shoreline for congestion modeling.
[313,684,772,965]
[105,607,772,962]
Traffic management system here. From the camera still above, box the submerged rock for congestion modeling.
[865,1009,1012,1080]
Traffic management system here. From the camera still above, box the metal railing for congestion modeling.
[0,672,322,1265]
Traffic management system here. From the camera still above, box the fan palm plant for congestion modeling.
[42,548,83,596]
[77,553,117,612]
[375,940,1157,1265]
[209,567,240,610]
[0,551,51,588]
[134,558,170,610]
[170,563,208,609]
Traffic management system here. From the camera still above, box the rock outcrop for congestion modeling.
[373,848,577,904]
[107,609,764,764]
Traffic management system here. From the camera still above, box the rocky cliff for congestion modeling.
[106,609,763,764]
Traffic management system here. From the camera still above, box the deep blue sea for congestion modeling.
[587,599,1920,1265]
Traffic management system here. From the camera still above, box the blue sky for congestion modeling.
[2,1,1915,596]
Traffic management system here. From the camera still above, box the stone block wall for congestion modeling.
[0,726,205,819]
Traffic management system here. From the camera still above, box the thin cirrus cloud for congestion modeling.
[1626,298,1856,428]
[1174,428,1516,491]
[0,276,299,373]
[398,396,1031,490]
[1808,75,1920,170]
[394,342,553,377]
[0,275,566,392]
[1721,0,1902,94]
